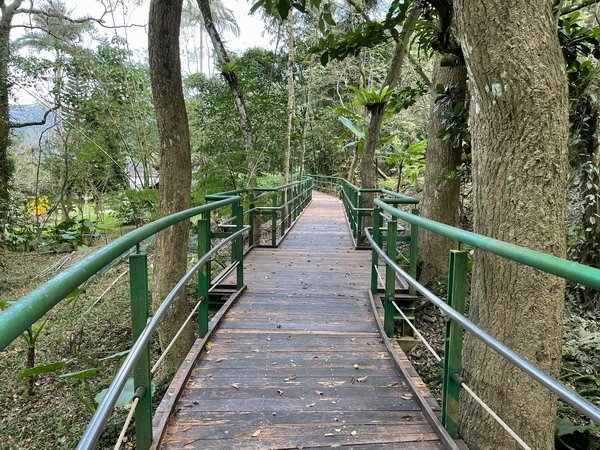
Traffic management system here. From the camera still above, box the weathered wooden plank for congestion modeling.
[184,376,407,389]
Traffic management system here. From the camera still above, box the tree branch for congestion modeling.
[344,0,370,22]
[10,105,59,129]
[561,0,600,14]
[16,8,104,24]
[408,52,431,86]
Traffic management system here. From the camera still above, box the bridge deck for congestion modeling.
[153,191,450,449]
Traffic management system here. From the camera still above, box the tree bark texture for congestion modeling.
[0,1,22,232]
[149,0,194,378]
[455,1,569,448]
[196,0,256,180]
[359,5,420,200]
[419,60,466,281]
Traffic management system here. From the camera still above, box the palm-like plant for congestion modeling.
[182,0,240,74]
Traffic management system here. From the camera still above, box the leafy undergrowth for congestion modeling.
[405,280,600,449]
[0,245,159,449]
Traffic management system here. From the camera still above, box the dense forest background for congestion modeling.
[0,0,599,449]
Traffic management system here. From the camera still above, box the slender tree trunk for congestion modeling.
[284,9,295,183]
[149,0,194,378]
[347,147,358,183]
[197,0,256,181]
[359,5,420,202]
[455,1,569,448]
[299,63,313,178]
[419,60,467,281]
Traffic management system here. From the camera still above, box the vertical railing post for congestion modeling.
[248,191,255,248]
[129,253,152,450]
[356,192,363,244]
[370,206,382,295]
[197,212,210,336]
[409,207,419,295]
[271,192,277,246]
[233,202,244,289]
[384,217,397,337]
[442,250,467,438]
[280,189,286,236]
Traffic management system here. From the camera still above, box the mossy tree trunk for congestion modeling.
[419,60,466,281]
[455,1,569,448]
[149,0,195,378]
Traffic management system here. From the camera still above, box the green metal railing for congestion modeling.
[206,177,313,248]
[0,178,313,450]
[310,174,418,248]
[366,199,600,442]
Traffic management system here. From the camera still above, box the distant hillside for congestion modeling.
[10,104,56,146]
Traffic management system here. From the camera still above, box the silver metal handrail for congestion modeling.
[77,225,250,450]
[364,227,600,424]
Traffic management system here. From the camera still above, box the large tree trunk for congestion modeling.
[0,2,22,236]
[284,9,295,183]
[455,1,569,448]
[419,60,467,281]
[149,0,194,378]
[359,5,420,202]
[196,0,256,181]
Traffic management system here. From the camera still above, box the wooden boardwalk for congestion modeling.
[153,191,453,449]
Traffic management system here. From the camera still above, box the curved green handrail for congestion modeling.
[0,196,240,351]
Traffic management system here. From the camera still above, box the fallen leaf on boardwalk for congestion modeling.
[402,393,413,400]
[323,433,335,437]
[388,382,401,387]
[285,374,297,381]
[215,358,224,363]
[252,429,261,437]
[205,341,214,350]
[182,427,190,432]
[353,364,359,369]
[307,402,316,407]
[277,390,283,395]
[350,431,357,436]
[350,338,356,341]
[353,376,368,383]
[266,337,271,341]
[231,383,239,389]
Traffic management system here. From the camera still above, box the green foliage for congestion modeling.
[186,49,290,191]
[108,189,158,227]
[387,139,427,187]
[556,417,600,449]
[47,218,100,248]
[18,360,66,378]
[309,0,411,65]
[2,197,39,251]
[94,378,149,409]
[434,82,469,150]
[338,115,365,140]
[560,13,600,96]
[388,83,429,112]
[59,368,100,380]
[348,85,392,111]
